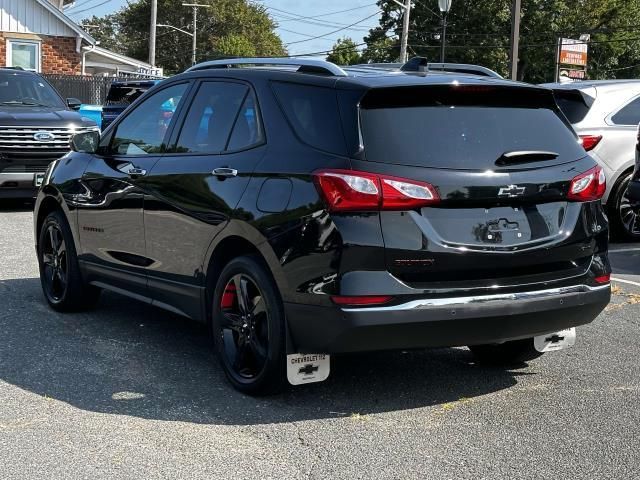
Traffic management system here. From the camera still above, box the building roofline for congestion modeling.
[84,45,154,69]
[34,0,96,45]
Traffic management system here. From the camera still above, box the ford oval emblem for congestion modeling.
[33,132,55,142]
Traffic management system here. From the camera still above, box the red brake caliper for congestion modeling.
[221,283,236,309]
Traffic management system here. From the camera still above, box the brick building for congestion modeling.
[0,0,160,76]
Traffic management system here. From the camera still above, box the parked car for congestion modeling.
[543,80,640,240]
[627,123,640,212]
[101,79,160,130]
[0,68,98,199]
[34,58,611,395]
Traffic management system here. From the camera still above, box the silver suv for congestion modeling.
[543,80,640,240]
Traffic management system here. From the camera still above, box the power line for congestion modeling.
[286,11,382,46]
[270,13,376,32]
[67,0,114,16]
[268,4,378,22]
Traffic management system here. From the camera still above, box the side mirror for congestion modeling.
[70,131,100,154]
[67,98,82,110]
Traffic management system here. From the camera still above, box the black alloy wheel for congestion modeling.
[211,255,286,395]
[219,274,270,379]
[41,223,68,302]
[38,210,101,311]
[613,173,640,241]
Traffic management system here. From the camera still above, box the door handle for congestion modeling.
[128,167,147,178]
[212,167,238,178]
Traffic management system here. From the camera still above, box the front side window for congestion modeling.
[174,81,263,154]
[110,83,187,155]
[8,40,40,72]
[611,97,640,126]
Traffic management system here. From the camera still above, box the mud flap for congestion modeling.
[534,327,576,353]
[286,354,330,385]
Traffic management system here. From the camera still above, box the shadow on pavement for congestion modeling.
[0,277,526,425]
[0,199,35,212]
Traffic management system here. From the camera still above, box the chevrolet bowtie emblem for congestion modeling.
[498,185,526,197]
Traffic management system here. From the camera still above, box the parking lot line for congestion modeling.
[609,247,640,254]
[611,276,640,288]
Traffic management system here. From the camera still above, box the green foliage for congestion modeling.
[363,0,640,82]
[84,0,286,74]
[327,37,362,65]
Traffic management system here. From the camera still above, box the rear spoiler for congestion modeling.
[550,88,596,109]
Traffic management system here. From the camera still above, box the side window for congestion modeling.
[110,83,187,155]
[612,97,640,126]
[174,81,262,154]
[271,81,346,155]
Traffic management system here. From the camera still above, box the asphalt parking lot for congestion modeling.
[1,200,639,480]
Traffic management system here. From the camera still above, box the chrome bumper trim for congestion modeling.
[342,284,610,312]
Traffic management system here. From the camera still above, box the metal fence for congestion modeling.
[41,74,160,105]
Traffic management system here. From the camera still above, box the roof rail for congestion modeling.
[185,58,348,77]
[349,58,503,78]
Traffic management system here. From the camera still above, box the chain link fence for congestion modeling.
[41,74,161,105]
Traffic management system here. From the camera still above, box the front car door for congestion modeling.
[76,81,191,298]
[139,79,266,319]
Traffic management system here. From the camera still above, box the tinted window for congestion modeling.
[111,83,187,155]
[105,84,155,106]
[553,90,592,124]
[175,82,258,154]
[0,72,64,108]
[612,97,640,126]
[272,82,346,155]
[361,106,584,169]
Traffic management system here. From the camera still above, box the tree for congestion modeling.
[326,37,362,65]
[84,0,286,74]
[362,0,640,82]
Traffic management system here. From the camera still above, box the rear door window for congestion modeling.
[611,97,640,126]
[360,86,585,170]
[271,82,346,155]
[174,81,262,154]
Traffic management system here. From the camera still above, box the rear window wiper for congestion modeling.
[496,150,559,166]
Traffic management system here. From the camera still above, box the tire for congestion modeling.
[210,255,286,395]
[608,171,640,242]
[37,209,101,311]
[468,338,543,366]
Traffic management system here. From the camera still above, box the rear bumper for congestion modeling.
[285,284,610,353]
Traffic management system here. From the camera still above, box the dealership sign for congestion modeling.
[559,38,588,66]
[556,38,589,81]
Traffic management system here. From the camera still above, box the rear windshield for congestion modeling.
[105,84,153,106]
[552,89,592,124]
[360,87,585,170]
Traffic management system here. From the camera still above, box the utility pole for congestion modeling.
[395,0,411,63]
[182,3,211,66]
[509,0,522,80]
[149,0,157,67]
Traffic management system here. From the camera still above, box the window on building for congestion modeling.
[7,40,40,72]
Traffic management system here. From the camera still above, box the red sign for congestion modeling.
[559,38,588,67]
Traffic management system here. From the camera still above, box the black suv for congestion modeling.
[0,68,98,198]
[33,58,611,395]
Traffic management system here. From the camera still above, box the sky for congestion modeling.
[64,0,383,56]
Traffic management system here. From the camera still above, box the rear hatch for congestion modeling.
[353,84,600,289]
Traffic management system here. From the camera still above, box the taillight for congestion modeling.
[579,134,603,152]
[568,166,606,201]
[594,274,610,284]
[314,169,439,212]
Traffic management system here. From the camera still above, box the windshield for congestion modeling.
[105,85,153,106]
[0,72,65,108]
